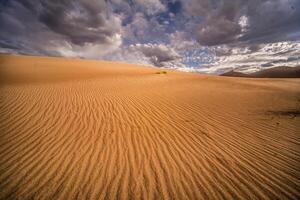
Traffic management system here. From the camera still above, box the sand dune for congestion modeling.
[0,55,300,200]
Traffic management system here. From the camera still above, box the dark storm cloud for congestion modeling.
[0,0,121,56]
[20,0,119,45]
[183,0,300,46]
[0,0,62,56]
[194,0,243,46]
[129,43,181,67]
[240,0,300,43]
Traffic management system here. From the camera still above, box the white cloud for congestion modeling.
[134,0,166,15]
[170,31,201,51]
[238,15,249,33]
[56,33,122,59]
[199,41,300,74]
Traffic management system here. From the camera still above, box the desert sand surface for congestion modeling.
[0,55,300,200]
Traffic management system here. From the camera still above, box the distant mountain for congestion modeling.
[220,70,251,77]
[221,66,300,78]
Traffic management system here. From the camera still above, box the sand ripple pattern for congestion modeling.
[0,55,300,200]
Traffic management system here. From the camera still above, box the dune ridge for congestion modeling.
[0,55,300,200]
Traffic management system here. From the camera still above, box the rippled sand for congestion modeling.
[0,55,299,200]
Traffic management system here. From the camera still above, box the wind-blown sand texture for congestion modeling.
[0,55,300,200]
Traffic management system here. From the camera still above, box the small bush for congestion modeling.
[155,71,167,74]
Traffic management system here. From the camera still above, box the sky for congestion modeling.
[0,0,299,74]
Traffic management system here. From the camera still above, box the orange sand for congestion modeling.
[0,55,299,199]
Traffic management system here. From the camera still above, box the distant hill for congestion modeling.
[220,70,251,77]
[221,66,300,78]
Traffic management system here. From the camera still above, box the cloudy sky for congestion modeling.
[0,0,299,74]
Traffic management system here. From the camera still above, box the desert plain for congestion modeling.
[0,55,299,200]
